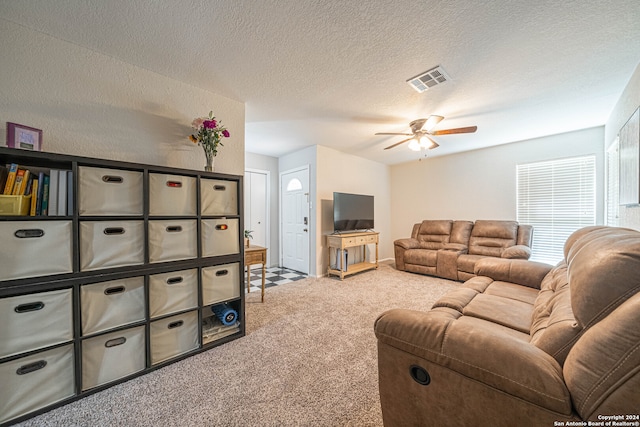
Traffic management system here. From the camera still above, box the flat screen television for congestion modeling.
[333,192,374,232]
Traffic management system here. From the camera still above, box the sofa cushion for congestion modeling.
[456,253,485,274]
[468,220,518,256]
[404,249,438,267]
[567,227,640,328]
[529,263,580,364]
[417,220,453,250]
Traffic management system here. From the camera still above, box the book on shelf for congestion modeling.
[41,174,50,216]
[3,163,18,194]
[57,170,67,216]
[66,170,73,215]
[35,172,46,215]
[11,168,28,195]
[29,178,39,216]
[0,166,8,192]
[48,169,59,216]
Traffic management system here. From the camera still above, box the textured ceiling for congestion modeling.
[1,0,639,164]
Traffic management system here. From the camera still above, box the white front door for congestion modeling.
[280,167,309,274]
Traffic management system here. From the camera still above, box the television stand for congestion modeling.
[326,231,379,280]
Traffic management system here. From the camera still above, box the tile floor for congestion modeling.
[245,266,307,294]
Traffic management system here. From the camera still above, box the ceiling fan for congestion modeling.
[375,115,477,151]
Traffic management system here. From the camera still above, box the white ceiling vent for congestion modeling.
[407,65,451,93]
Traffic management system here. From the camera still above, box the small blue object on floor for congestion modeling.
[245,267,306,294]
[211,303,238,325]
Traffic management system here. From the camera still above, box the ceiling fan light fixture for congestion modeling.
[408,139,421,151]
[419,136,430,148]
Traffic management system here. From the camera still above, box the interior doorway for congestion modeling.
[244,169,270,251]
[280,166,310,274]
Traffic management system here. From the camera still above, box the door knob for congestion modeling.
[303,228,308,232]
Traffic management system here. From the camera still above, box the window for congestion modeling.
[606,139,619,226]
[517,155,596,265]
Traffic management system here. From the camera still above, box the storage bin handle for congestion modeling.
[166,181,182,188]
[166,225,183,232]
[166,276,183,285]
[168,320,184,329]
[15,301,45,313]
[14,229,45,238]
[213,184,226,191]
[215,224,228,231]
[102,175,124,183]
[215,269,229,277]
[105,337,127,348]
[104,286,126,295]
[103,227,125,235]
[16,360,47,375]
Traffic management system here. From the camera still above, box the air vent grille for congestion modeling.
[407,66,451,93]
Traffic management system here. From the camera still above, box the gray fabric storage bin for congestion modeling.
[201,263,240,306]
[148,220,197,263]
[201,218,239,257]
[0,288,73,358]
[78,166,143,216]
[150,310,199,365]
[81,326,145,391]
[200,178,238,215]
[0,220,73,281]
[0,344,75,425]
[79,220,145,271]
[149,269,198,319]
[149,173,197,216]
[81,277,145,336]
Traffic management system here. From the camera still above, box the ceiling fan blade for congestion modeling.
[424,115,445,131]
[384,137,414,150]
[430,126,477,135]
[375,132,413,136]
[409,118,428,133]
[426,136,439,149]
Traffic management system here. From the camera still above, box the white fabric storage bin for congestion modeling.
[201,263,240,306]
[79,220,144,271]
[200,178,238,215]
[150,310,199,365]
[81,277,145,336]
[149,173,197,216]
[0,288,73,358]
[0,344,75,425]
[148,220,197,263]
[78,166,143,216]
[201,218,239,257]
[82,325,145,391]
[149,269,198,318]
[0,220,73,281]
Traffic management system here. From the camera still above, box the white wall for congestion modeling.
[390,127,605,243]
[605,62,640,230]
[0,19,245,174]
[316,145,391,275]
[245,151,280,266]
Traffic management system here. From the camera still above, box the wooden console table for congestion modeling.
[326,231,379,280]
[245,245,267,302]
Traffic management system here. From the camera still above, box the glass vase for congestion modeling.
[204,150,214,172]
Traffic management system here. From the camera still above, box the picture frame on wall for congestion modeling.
[6,122,43,151]
[619,108,640,206]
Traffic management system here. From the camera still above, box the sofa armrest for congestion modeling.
[441,242,468,253]
[375,308,572,414]
[501,244,532,259]
[394,238,420,250]
[474,258,553,289]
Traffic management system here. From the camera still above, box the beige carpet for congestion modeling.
[17,263,459,427]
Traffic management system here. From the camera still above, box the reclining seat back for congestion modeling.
[560,226,640,420]
[415,220,453,249]
[468,220,519,256]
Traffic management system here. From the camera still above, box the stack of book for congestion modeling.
[1,163,73,216]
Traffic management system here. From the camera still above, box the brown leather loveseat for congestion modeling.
[394,219,533,281]
[375,226,640,426]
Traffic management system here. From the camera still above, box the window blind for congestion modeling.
[517,155,596,265]
[606,140,619,226]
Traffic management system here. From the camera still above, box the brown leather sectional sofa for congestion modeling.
[394,219,533,281]
[375,226,640,426]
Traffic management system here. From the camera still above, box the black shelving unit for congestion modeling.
[0,147,245,426]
